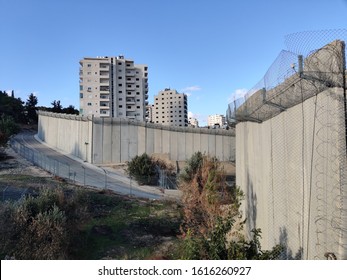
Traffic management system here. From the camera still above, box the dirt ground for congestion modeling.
[0,146,51,178]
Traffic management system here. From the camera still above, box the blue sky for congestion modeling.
[1,0,347,125]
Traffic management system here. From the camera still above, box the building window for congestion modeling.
[80,93,83,98]
[118,62,122,65]
[87,64,91,67]
[118,84,122,86]
[87,103,92,106]
[119,105,122,108]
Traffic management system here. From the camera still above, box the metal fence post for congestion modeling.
[82,166,85,186]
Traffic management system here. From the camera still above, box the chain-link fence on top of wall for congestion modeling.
[227,29,347,125]
[8,139,178,201]
[231,29,347,260]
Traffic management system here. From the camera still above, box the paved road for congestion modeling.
[12,131,166,200]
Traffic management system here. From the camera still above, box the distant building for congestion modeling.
[79,56,148,120]
[188,117,199,127]
[208,114,226,127]
[153,88,188,126]
[146,104,154,123]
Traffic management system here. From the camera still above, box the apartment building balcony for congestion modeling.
[100,110,110,117]
[126,97,135,105]
[125,62,135,69]
[99,63,109,70]
[100,86,110,92]
[100,78,109,85]
[126,91,136,97]
[126,106,136,112]
[100,94,110,100]
[126,78,135,83]
[126,70,135,76]
[100,101,110,108]
[126,84,136,90]
[100,71,109,77]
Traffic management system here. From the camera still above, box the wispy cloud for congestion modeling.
[181,85,201,92]
[227,88,248,103]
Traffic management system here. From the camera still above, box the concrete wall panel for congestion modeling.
[138,125,146,156]
[111,119,121,163]
[145,126,154,155]
[170,130,178,161]
[154,127,162,154]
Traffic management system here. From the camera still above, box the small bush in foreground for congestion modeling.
[0,187,88,259]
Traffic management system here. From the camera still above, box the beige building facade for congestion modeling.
[188,117,199,127]
[153,88,188,126]
[208,114,226,127]
[79,56,148,120]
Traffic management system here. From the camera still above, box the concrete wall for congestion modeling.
[38,112,235,167]
[236,40,347,259]
[237,88,347,260]
[38,111,93,162]
[91,118,235,165]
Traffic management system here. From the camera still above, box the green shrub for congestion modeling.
[0,187,88,259]
[0,114,20,146]
[127,153,158,185]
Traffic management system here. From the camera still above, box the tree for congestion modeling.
[25,93,38,123]
[0,90,26,123]
[0,114,20,150]
[62,105,79,115]
[51,100,63,113]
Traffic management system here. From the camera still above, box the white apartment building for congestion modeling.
[153,88,188,126]
[188,117,199,127]
[146,104,154,123]
[208,114,226,127]
[79,56,148,120]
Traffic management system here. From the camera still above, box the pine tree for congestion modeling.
[25,93,38,123]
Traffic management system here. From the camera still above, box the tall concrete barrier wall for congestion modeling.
[236,40,347,259]
[91,118,235,165]
[38,112,235,168]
